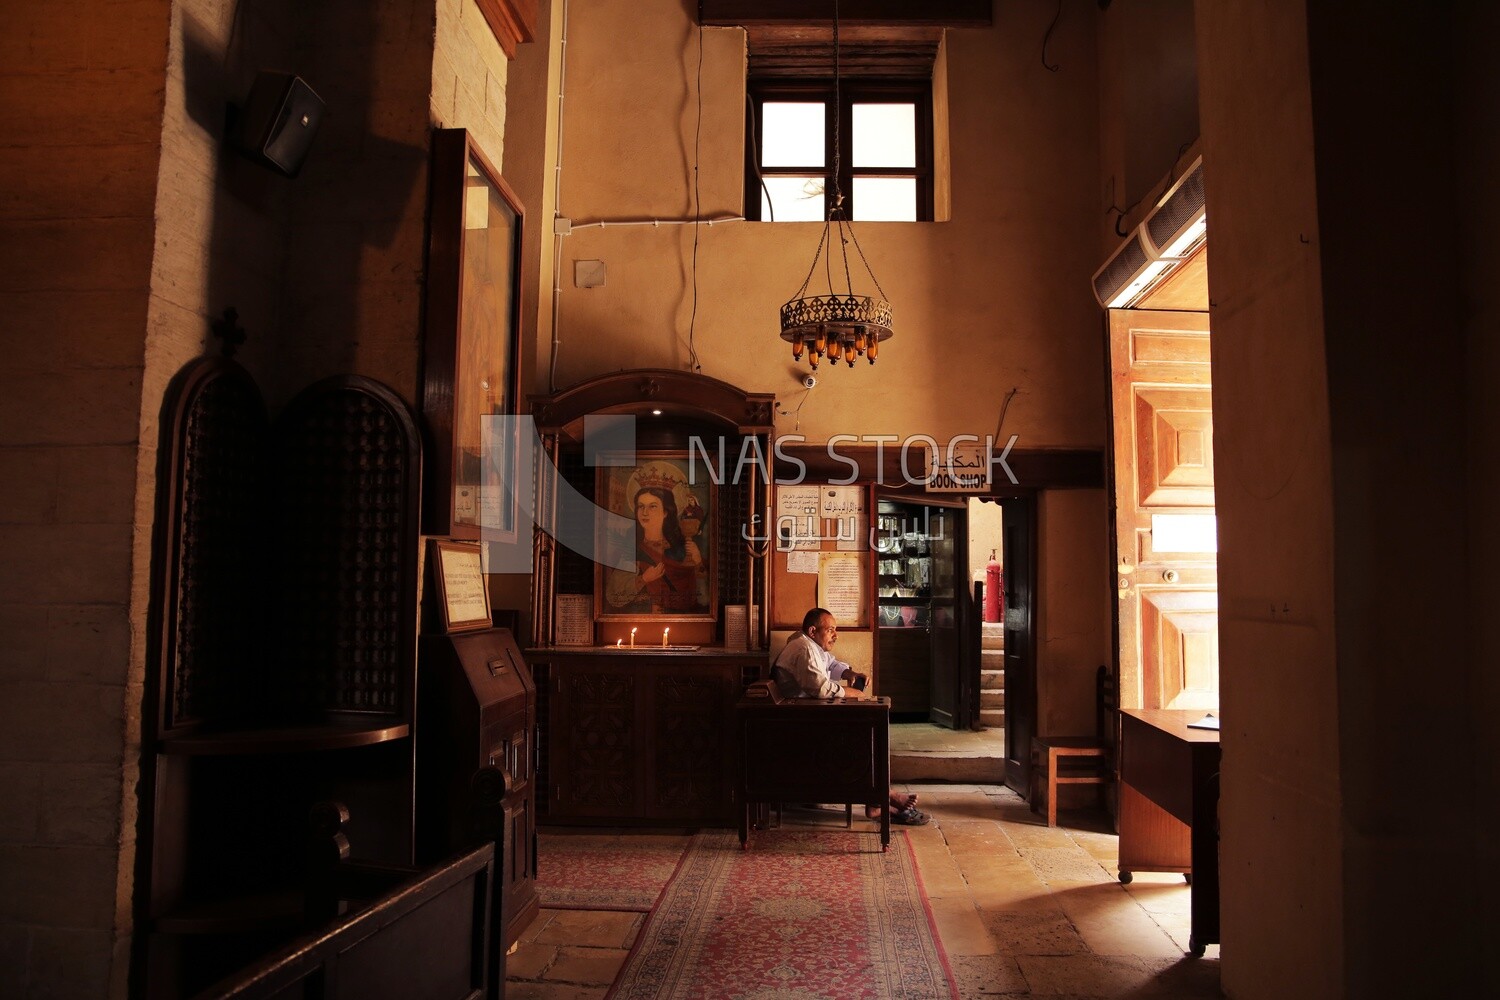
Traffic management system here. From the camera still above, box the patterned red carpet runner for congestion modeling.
[608,829,957,1000]
[535,833,692,911]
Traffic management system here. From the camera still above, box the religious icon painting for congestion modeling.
[594,452,717,623]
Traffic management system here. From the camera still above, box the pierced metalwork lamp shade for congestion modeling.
[778,2,893,369]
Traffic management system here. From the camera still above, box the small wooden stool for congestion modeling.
[1029,665,1117,827]
[1029,737,1110,827]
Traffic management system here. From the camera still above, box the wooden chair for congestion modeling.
[1029,665,1118,827]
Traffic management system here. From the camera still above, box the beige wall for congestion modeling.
[1196,3,1344,994]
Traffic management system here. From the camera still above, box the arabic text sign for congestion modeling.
[925,444,990,492]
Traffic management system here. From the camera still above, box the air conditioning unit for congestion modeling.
[1143,156,1206,259]
[1091,226,1177,309]
[1092,155,1206,308]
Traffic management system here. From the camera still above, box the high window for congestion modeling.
[746,80,933,223]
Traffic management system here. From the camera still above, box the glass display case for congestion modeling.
[875,502,953,629]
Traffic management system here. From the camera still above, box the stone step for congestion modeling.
[980,668,1004,690]
[978,708,1006,728]
[980,689,1005,709]
[980,647,1005,663]
[891,751,1006,783]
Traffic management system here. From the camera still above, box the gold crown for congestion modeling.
[634,466,684,492]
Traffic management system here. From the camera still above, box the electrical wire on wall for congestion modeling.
[1041,0,1063,72]
[545,5,747,391]
[687,22,704,373]
[547,0,572,394]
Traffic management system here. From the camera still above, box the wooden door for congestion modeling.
[1002,496,1036,797]
[926,505,965,729]
[1110,310,1219,711]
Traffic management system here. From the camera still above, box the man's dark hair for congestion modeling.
[802,607,832,633]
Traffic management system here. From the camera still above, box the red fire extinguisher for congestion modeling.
[984,549,1003,623]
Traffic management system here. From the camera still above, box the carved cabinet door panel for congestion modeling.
[647,666,736,823]
[550,663,641,818]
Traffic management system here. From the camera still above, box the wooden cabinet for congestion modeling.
[530,649,763,826]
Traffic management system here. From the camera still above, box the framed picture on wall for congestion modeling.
[594,452,717,623]
[421,127,525,542]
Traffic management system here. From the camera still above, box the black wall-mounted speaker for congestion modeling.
[231,72,326,178]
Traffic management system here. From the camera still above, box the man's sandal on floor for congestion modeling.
[891,806,930,826]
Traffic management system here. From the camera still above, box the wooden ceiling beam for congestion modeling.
[698,1,993,29]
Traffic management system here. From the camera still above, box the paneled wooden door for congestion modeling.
[1110,310,1219,711]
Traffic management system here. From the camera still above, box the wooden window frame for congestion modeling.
[745,78,933,222]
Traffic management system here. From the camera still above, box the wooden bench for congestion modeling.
[736,681,892,851]
[1029,665,1118,827]
[192,843,500,1000]
[193,769,511,1000]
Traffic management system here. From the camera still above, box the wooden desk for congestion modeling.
[1117,709,1221,956]
[737,693,891,851]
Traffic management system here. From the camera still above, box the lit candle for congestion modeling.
[630,627,637,648]
[616,638,623,647]
[662,627,670,647]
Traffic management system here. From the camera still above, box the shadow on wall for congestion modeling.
[179,4,428,409]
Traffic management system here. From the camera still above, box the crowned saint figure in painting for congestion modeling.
[603,460,711,615]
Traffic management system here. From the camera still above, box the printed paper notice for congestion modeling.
[777,485,821,550]
[820,486,866,550]
[817,552,865,624]
[786,550,819,574]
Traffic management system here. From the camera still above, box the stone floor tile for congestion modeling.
[1122,880,1192,916]
[948,953,1031,995]
[1136,956,1223,997]
[928,896,997,956]
[982,908,1089,955]
[507,940,561,979]
[1026,846,1114,885]
[998,822,1080,851]
[1045,882,1182,959]
[506,983,611,1000]
[521,910,560,941]
[532,909,642,948]
[969,881,1060,913]
[908,847,971,899]
[541,945,630,986]
[1017,953,1156,996]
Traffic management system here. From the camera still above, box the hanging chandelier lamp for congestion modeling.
[778,0,893,369]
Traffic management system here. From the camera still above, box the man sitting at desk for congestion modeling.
[772,607,928,826]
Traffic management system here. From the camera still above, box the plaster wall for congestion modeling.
[1035,489,1111,736]
[1457,4,1500,996]
[1094,0,1199,247]
[1194,2,1342,994]
[1305,4,1485,993]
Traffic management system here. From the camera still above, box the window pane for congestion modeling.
[853,103,915,168]
[762,103,825,167]
[852,177,916,221]
[1151,513,1219,553]
[761,176,826,222]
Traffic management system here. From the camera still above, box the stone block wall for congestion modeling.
[0,2,173,996]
